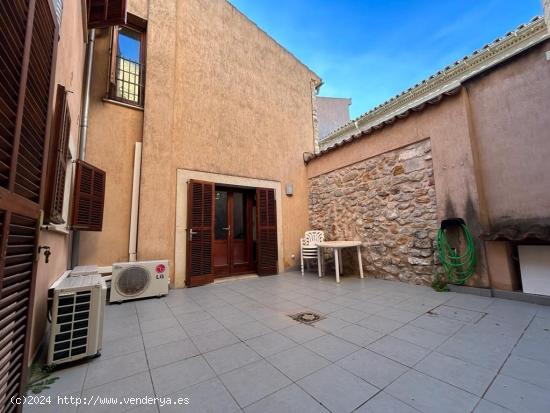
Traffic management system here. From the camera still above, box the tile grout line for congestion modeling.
[476,312,538,410]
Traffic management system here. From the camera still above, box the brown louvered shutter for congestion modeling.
[44,85,70,225]
[16,0,57,204]
[186,180,214,287]
[256,188,278,275]
[0,0,58,410]
[72,160,106,231]
[88,0,127,28]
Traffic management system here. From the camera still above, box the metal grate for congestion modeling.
[112,55,145,106]
[52,291,91,362]
[289,312,325,325]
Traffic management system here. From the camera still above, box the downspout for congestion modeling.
[70,28,95,268]
[129,142,142,262]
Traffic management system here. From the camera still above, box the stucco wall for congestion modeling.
[136,0,320,282]
[79,28,144,266]
[30,0,86,359]
[317,96,351,139]
[466,40,550,227]
[128,0,149,19]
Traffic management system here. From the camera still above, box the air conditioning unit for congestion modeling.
[110,260,169,303]
[48,275,106,367]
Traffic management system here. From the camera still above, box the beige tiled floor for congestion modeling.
[25,271,550,412]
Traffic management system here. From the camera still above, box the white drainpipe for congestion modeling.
[129,142,142,262]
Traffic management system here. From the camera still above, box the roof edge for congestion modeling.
[320,16,548,149]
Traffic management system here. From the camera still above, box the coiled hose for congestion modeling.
[436,223,476,285]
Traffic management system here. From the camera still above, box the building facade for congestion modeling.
[78,0,321,289]
[1,0,320,407]
[317,96,352,139]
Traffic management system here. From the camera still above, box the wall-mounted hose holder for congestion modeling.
[436,218,476,285]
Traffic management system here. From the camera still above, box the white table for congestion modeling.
[316,241,364,283]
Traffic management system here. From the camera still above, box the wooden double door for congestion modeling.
[186,181,278,287]
[213,187,256,277]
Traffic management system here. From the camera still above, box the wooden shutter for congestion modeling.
[186,180,214,287]
[87,0,127,29]
[256,188,278,275]
[71,160,106,231]
[44,85,70,225]
[0,0,58,410]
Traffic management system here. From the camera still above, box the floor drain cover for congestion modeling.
[289,312,325,324]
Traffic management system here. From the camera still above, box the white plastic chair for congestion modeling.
[300,230,325,276]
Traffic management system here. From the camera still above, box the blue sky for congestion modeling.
[229,0,542,119]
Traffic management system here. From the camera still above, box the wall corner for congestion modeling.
[311,80,320,154]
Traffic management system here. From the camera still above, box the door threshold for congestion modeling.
[214,274,258,284]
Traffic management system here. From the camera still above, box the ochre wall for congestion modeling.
[30,0,86,359]
[78,27,144,266]
[136,0,320,281]
[128,0,149,19]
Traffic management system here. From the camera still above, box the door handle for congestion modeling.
[189,229,198,241]
[222,226,230,231]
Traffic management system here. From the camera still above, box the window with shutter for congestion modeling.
[72,160,106,231]
[0,0,58,409]
[108,18,146,107]
[186,180,215,287]
[44,85,71,225]
[256,188,278,275]
[87,0,127,28]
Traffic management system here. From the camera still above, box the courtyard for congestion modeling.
[26,272,550,413]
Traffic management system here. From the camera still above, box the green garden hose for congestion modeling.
[436,223,476,285]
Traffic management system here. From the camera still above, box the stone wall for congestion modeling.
[309,139,438,285]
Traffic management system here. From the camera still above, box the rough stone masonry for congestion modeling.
[309,139,438,285]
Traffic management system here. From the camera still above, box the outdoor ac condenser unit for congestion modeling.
[47,275,107,367]
[110,260,169,303]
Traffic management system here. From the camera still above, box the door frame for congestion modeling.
[213,186,256,277]
[175,169,283,288]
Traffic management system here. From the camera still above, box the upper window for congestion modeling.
[109,22,146,107]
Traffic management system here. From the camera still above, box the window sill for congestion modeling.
[102,97,144,111]
[41,225,70,235]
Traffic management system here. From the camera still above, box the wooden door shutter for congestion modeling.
[0,0,58,410]
[256,188,278,275]
[0,213,39,411]
[186,180,214,287]
[87,0,127,28]
[44,85,70,225]
[16,0,57,204]
[72,160,106,231]
[0,1,27,190]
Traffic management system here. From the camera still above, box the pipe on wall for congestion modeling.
[129,142,142,262]
[70,28,95,269]
[78,29,95,160]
